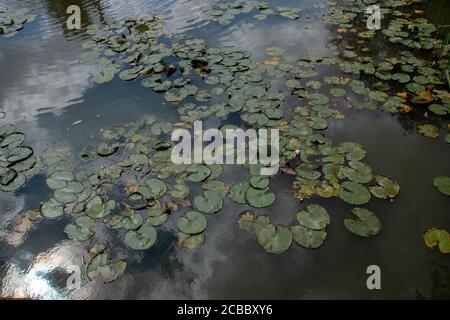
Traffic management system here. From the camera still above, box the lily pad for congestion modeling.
[186,164,211,182]
[193,190,223,214]
[296,204,330,231]
[178,232,205,250]
[124,223,157,250]
[370,176,400,199]
[341,161,373,184]
[229,182,250,204]
[170,183,190,199]
[418,124,439,138]
[237,211,270,233]
[257,224,292,254]
[64,216,95,241]
[245,186,276,208]
[433,176,450,196]
[291,225,327,249]
[344,208,381,238]
[40,198,64,219]
[177,211,207,235]
[86,252,126,283]
[339,182,371,205]
[86,196,116,219]
[423,228,450,253]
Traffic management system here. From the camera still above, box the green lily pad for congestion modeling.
[341,161,373,184]
[418,124,439,138]
[86,196,116,219]
[433,176,450,196]
[229,182,250,204]
[123,192,148,210]
[0,172,25,192]
[339,182,371,205]
[178,232,205,250]
[96,142,118,157]
[140,178,166,199]
[146,214,168,226]
[266,47,285,56]
[0,132,24,148]
[40,198,64,218]
[64,216,95,241]
[245,186,275,208]
[249,175,270,189]
[344,208,381,238]
[296,204,330,231]
[237,211,269,232]
[291,225,327,249]
[86,252,126,283]
[46,170,74,190]
[170,183,190,199]
[202,180,229,197]
[151,121,172,135]
[7,147,33,163]
[337,142,366,161]
[193,190,223,214]
[370,176,400,199]
[423,228,450,253]
[257,224,292,254]
[177,211,207,235]
[186,164,211,182]
[124,223,157,250]
[54,190,78,204]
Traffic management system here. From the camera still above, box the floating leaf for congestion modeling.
[178,232,205,250]
[229,182,250,204]
[86,196,116,219]
[64,216,95,241]
[257,224,292,254]
[296,204,330,231]
[423,228,450,253]
[86,252,126,283]
[124,223,157,250]
[170,183,190,199]
[237,210,270,233]
[186,164,211,182]
[344,208,381,238]
[139,178,166,199]
[291,225,327,249]
[177,211,207,235]
[339,182,371,205]
[418,124,439,138]
[341,161,373,184]
[370,176,400,199]
[245,186,275,208]
[193,190,223,214]
[433,176,450,196]
[40,198,64,219]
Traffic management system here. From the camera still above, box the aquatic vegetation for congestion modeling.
[2,0,450,285]
[423,228,450,254]
[0,124,39,192]
[434,176,450,196]
[344,208,381,238]
[0,8,36,37]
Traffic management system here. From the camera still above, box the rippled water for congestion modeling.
[0,0,450,299]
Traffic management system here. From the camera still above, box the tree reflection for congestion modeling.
[416,263,450,300]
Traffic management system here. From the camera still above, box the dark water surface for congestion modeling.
[0,0,450,299]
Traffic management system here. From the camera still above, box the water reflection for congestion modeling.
[0,0,449,300]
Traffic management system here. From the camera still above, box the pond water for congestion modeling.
[0,0,449,299]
